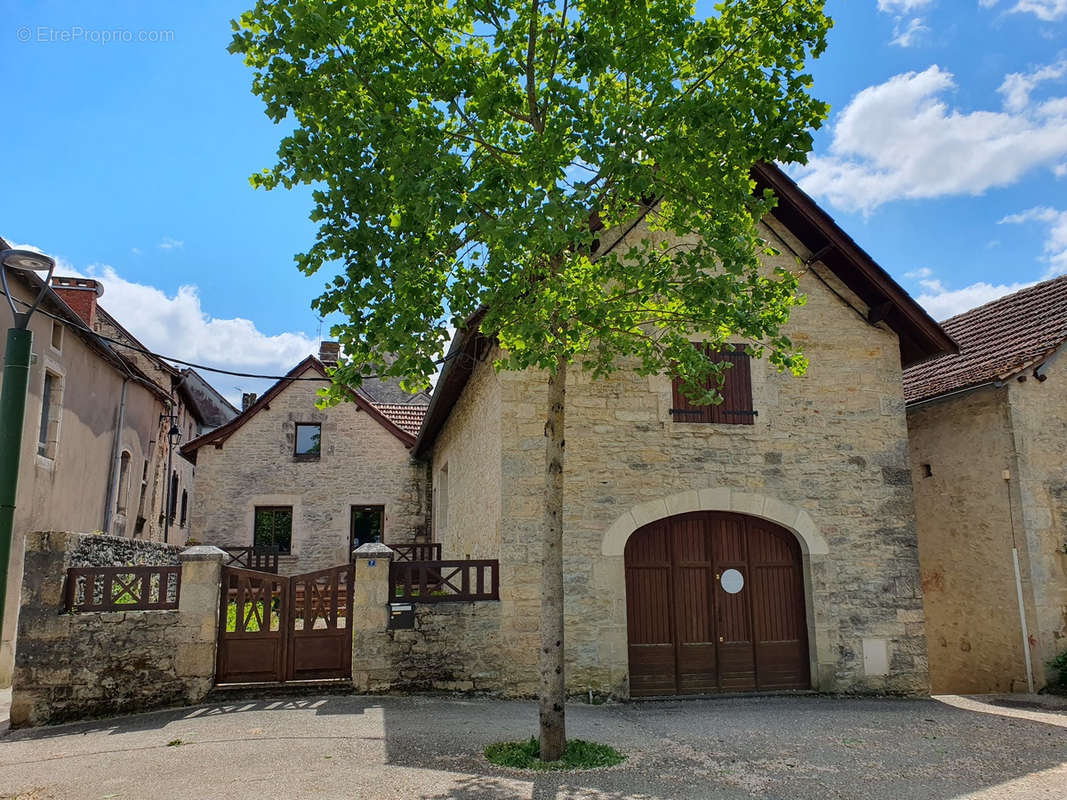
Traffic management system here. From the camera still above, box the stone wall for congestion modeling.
[189,365,429,575]
[350,546,517,694]
[1006,350,1067,685]
[907,386,1031,692]
[69,533,182,568]
[11,532,223,728]
[430,214,930,696]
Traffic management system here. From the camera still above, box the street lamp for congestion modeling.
[0,248,57,640]
[162,414,182,543]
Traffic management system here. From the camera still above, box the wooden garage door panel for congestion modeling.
[678,642,718,693]
[629,644,676,696]
[625,568,672,644]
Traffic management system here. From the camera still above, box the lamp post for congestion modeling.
[0,249,57,639]
[162,414,182,543]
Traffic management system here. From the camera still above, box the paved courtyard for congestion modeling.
[0,692,1064,799]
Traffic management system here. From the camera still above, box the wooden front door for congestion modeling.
[217,563,353,684]
[625,512,809,696]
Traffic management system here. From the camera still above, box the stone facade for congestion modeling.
[908,347,1067,692]
[188,364,429,574]
[11,532,223,727]
[428,216,930,697]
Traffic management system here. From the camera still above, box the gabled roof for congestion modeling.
[412,163,956,457]
[903,274,1067,404]
[180,356,420,461]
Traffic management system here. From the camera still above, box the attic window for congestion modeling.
[50,320,63,351]
[294,423,321,458]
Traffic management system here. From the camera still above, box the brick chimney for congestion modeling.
[241,392,258,411]
[318,341,340,367]
[52,277,104,328]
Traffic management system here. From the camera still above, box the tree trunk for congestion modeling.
[539,355,567,761]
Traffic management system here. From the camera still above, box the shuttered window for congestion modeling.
[670,346,755,425]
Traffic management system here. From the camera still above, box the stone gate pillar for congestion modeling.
[351,542,394,690]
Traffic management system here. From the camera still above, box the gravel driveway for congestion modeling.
[1,693,1064,799]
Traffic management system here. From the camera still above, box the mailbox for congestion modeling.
[388,602,415,630]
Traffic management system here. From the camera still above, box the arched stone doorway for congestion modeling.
[625,511,809,696]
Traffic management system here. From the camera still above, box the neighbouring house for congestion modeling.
[57,278,240,546]
[904,276,1067,693]
[410,163,956,697]
[180,343,430,574]
[0,249,183,685]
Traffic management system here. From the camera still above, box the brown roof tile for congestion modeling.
[373,403,428,436]
[902,274,1067,403]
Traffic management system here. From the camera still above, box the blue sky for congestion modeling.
[1,0,1065,400]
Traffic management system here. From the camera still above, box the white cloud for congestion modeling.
[1000,206,1067,277]
[5,242,319,403]
[158,237,183,250]
[795,65,1067,212]
[891,17,930,47]
[904,266,934,279]
[1010,0,1067,20]
[1054,162,1067,176]
[130,247,142,256]
[914,276,1035,319]
[998,59,1067,112]
[878,0,934,11]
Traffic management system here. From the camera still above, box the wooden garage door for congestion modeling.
[625,512,809,696]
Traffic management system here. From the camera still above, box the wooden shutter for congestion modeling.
[670,346,755,425]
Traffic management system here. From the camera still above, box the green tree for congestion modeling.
[231,0,830,760]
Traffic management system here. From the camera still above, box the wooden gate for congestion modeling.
[625,512,809,696]
[217,563,353,684]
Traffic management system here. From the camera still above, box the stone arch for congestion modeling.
[601,488,828,557]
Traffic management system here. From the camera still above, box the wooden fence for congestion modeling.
[387,543,442,562]
[221,546,280,573]
[64,565,181,612]
[389,559,499,603]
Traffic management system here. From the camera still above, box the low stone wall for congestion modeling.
[69,533,182,567]
[11,531,224,728]
[351,545,521,694]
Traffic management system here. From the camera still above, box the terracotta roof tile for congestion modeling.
[902,274,1067,403]
[374,403,428,436]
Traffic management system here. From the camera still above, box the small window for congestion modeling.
[435,463,449,538]
[116,451,132,515]
[294,423,321,457]
[670,346,754,425]
[254,506,293,553]
[180,490,188,527]
[50,320,63,351]
[168,471,179,521]
[921,463,933,478]
[37,372,62,458]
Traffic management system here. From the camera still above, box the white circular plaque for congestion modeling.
[720,569,744,594]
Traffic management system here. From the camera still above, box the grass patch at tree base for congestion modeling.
[485,738,625,771]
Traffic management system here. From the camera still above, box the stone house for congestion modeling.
[904,275,1067,693]
[0,251,217,685]
[180,345,430,574]
[410,163,957,697]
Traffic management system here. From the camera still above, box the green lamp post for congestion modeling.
[0,248,57,639]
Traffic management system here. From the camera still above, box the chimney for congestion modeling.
[241,392,258,411]
[52,277,104,328]
[319,341,340,367]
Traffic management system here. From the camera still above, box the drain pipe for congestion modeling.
[1004,468,1035,693]
[102,377,130,535]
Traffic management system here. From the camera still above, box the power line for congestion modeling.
[1,287,458,383]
